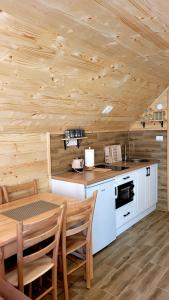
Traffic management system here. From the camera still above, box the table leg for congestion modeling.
[0,247,5,278]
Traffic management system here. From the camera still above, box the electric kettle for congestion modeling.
[72,158,84,171]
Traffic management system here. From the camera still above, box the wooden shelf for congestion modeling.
[61,137,88,149]
[61,137,88,141]
[141,120,165,128]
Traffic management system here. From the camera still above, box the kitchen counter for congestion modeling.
[52,160,158,185]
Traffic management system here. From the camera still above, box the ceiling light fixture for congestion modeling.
[156,103,163,110]
[102,105,113,114]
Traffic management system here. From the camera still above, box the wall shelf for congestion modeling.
[61,137,88,150]
[141,120,164,128]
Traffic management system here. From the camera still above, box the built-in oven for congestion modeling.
[115,176,135,209]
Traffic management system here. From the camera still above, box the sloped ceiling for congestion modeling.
[0,0,169,133]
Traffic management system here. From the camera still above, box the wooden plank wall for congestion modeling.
[129,131,167,211]
[0,133,49,194]
[50,132,129,174]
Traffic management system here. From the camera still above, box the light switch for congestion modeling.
[156,136,163,142]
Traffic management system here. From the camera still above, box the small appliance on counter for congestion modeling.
[105,145,122,164]
[71,158,84,171]
[85,147,95,169]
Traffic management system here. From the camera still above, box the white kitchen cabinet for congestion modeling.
[115,164,158,235]
[136,164,158,215]
[114,171,137,235]
[52,163,158,244]
[136,167,148,214]
[149,164,158,207]
[85,180,116,254]
[51,178,116,254]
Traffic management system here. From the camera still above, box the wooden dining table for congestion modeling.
[0,192,76,277]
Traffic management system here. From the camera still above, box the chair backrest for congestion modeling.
[65,191,97,242]
[2,180,38,203]
[16,204,65,292]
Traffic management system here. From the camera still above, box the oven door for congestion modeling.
[115,180,134,209]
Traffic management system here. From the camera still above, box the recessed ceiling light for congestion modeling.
[156,103,163,110]
[102,105,113,114]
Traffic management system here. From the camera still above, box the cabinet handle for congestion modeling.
[146,167,148,176]
[115,187,118,198]
[101,189,105,192]
[146,167,150,177]
[123,176,130,180]
[123,212,130,217]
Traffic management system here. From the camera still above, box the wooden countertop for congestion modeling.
[52,160,158,185]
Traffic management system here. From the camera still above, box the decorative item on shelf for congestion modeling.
[64,129,85,138]
[61,129,87,149]
[140,106,167,128]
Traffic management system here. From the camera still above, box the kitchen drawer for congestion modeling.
[116,201,136,228]
[114,172,135,185]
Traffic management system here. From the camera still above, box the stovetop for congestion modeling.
[95,164,129,171]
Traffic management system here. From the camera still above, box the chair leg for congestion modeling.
[82,246,86,280]
[0,248,5,279]
[39,276,42,288]
[52,266,57,300]
[89,247,93,280]
[28,282,32,298]
[62,254,69,300]
[86,245,91,289]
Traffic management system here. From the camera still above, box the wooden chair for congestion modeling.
[5,204,65,300]
[0,188,2,204]
[2,180,38,203]
[0,278,31,300]
[61,191,97,300]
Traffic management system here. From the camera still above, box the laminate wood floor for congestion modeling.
[50,210,169,299]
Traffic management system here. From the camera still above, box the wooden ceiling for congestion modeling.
[0,0,169,133]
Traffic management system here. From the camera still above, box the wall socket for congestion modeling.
[156,136,163,142]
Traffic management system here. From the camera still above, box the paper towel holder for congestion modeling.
[84,147,95,170]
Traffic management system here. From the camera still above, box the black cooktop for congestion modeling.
[95,164,129,171]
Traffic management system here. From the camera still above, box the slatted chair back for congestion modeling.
[17,204,65,293]
[66,192,97,241]
[0,188,2,204]
[2,180,38,203]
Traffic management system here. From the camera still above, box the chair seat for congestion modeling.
[6,255,54,287]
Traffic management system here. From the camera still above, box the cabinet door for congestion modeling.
[136,168,148,214]
[148,164,158,207]
[86,181,116,254]
[137,165,158,214]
